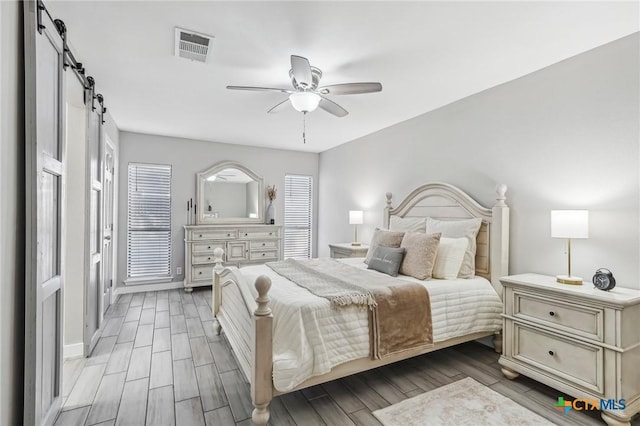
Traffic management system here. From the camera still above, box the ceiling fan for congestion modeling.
[227,55,382,118]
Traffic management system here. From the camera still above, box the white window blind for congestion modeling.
[127,163,172,279]
[284,174,313,259]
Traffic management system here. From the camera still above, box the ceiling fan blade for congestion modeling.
[290,55,313,88]
[267,98,290,114]
[318,97,348,117]
[226,86,293,94]
[318,82,382,95]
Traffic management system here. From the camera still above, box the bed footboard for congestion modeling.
[212,249,273,425]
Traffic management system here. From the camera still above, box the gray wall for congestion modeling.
[318,34,640,289]
[117,131,319,288]
[0,1,24,423]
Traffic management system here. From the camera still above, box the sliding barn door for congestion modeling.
[85,105,103,354]
[24,2,66,425]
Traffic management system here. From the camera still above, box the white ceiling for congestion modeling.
[49,1,638,153]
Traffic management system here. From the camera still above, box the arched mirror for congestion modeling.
[196,161,264,224]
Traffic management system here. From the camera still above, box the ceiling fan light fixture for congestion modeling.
[289,92,321,113]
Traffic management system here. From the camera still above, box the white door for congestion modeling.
[85,105,103,354]
[24,4,66,425]
[102,138,115,313]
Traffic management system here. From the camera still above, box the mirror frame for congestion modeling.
[196,161,264,225]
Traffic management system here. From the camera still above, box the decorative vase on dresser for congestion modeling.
[265,202,275,225]
[499,273,640,425]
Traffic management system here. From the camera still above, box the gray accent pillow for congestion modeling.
[367,246,406,277]
[399,232,442,280]
[364,228,405,264]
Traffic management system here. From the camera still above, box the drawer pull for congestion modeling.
[548,350,554,356]
[262,243,266,246]
[549,311,556,317]
[207,246,211,249]
[245,233,248,236]
[269,232,273,236]
[198,271,202,275]
[262,253,266,257]
[207,257,211,260]
[199,234,203,237]
[227,233,231,237]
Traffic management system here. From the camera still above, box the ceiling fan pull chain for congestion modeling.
[303,111,307,144]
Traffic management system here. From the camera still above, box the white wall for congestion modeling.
[116,131,319,289]
[0,1,24,423]
[318,34,640,289]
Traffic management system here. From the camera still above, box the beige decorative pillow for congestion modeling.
[433,237,469,279]
[365,228,405,264]
[426,217,482,278]
[399,232,441,280]
[389,216,426,233]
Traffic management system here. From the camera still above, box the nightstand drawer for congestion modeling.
[513,291,603,341]
[514,323,603,395]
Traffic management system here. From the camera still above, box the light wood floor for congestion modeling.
[57,287,637,426]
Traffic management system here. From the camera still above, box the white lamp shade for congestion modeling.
[349,210,364,225]
[289,92,321,113]
[551,210,589,239]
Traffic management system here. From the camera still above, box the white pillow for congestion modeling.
[433,237,469,279]
[389,216,426,233]
[426,217,482,278]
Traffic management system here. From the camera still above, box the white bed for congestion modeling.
[211,182,510,425]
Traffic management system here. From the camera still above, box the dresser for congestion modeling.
[184,224,282,291]
[499,274,640,425]
[329,243,369,259]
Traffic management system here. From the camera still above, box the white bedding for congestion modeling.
[236,257,502,392]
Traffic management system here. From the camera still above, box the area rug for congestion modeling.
[372,377,555,426]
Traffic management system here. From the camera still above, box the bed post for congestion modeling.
[212,248,224,335]
[252,275,273,426]
[490,184,509,299]
[383,192,393,229]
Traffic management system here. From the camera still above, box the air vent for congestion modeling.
[174,27,214,63]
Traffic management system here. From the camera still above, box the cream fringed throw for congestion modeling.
[266,258,433,359]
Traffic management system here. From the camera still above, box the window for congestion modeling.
[284,174,313,259]
[127,163,172,280]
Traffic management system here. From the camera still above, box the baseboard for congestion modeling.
[64,343,84,359]
[114,280,185,295]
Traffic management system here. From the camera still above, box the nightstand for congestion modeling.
[329,243,369,259]
[499,273,640,426]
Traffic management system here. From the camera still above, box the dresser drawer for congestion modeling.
[191,264,213,281]
[192,241,225,254]
[250,250,278,261]
[250,240,278,251]
[189,229,237,240]
[513,291,603,341]
[513,323,603,394]
[192,254,219,264]
[239,229,278,239]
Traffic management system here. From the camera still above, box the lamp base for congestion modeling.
[351,242,362,247]
[556,275,583,285]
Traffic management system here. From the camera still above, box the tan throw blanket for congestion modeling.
[266,258,433,359]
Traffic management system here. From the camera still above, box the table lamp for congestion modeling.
[551,210,589,285]
[349,210,364,246]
